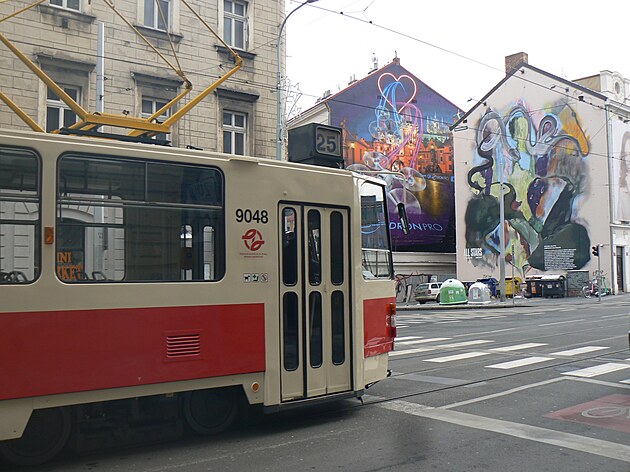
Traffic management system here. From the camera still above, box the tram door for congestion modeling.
[279,204,351,401]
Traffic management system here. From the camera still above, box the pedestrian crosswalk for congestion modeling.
[486,356,553,369]
[562,363,630,377]
[389,336,630,382]
[549,346,608,356]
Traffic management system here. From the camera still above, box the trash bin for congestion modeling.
[439,279,468,305]
[468,282,492,305]
[540,275,566,298]
[505,276,523,298]
[477,277,499,297]
[524,276,543,298]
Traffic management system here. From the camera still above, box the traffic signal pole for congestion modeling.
[592,244,602,303]
[597,244,602,303]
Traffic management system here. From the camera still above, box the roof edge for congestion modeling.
[450,62,608,130]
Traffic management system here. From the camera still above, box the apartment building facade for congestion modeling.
[452,53,630,294]
[0,0,283,156]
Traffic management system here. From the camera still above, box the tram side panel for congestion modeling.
[0,132,396,449]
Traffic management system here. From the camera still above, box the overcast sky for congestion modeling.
[285,0,630,118]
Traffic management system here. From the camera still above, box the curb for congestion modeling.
[396,294,630,311]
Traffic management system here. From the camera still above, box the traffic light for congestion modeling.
[592,245,599,257]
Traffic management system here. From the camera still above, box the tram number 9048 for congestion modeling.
[235,208,268,224]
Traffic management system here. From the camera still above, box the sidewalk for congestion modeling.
[397,291,630,311]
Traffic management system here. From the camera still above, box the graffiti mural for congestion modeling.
[464,101,592,275]
[610,121,630,222]
[327,61,461,252]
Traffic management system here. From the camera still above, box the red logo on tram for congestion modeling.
[242,229,265,251]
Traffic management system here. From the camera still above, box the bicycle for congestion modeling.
[581,281,598,298]
[581,276,611,298]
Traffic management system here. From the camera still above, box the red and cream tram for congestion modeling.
[0,129,397,465]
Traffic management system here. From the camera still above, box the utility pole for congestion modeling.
[276,0,319,160]
[498,166,506,302]
[96,22,105,113]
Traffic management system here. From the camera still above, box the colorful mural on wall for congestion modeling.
[464,101,593,276]
[326,61,461,252]
[610,121,630,222]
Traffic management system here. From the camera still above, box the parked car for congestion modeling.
[414,282,442,304]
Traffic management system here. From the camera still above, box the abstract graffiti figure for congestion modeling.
[465,102,591,273]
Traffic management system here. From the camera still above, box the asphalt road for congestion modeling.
[4,294,630,471]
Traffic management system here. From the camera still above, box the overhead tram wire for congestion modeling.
[4,3,630,136]
[5,39,626,167]
[294,3,629,121]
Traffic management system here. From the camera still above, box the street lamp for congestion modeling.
[276,0,318,161]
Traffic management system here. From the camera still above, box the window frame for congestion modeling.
[222,110,247,155]
[46,85,81,133]
[0,146,42,285]
[359,181,393,280]
[141,96,171,143]
[48,0,80,12]
[56,153,226,284]
[223,0,248,50]
[143,0,170,31]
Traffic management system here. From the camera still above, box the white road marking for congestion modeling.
[462,328,515,336]
[490,343,547,352]
[395,336,423,341]
[389,347,434,357]
[486,356,554,369]
[397,338,451,345]
[424,352,491,363]
[563,363,630,378]
[436,340,494,348]
[377,399,630,463]
[539,319,584,327]
[550,346,608,356]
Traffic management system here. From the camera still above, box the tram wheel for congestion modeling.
[182,389,238,436]
[0,407,71,466]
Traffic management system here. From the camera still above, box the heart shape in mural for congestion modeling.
[377,73,418,114]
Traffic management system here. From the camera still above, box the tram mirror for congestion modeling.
[397,202,409,235]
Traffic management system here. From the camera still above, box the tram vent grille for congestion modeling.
[165,334,201,359]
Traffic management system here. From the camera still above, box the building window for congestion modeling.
[142,98,170,142]
[49,0,80,11]
[144,0,170,31]
[46,86,80,133]
[224,0,247,49]
[222,111,246,155]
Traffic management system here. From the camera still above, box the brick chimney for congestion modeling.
[505,52,528,75]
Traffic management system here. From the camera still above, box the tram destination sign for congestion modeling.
[288,123,343,168]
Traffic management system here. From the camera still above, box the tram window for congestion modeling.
[0,147,40,284]
[331,291,345,365]
[330,211,344,285]
[309,291,323,368]
[283,292,299,371]
[181,224,193,280]
[57,155,225,283]
[360,182,392,279]
[282,208,298,286]
[307,210,321,286]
